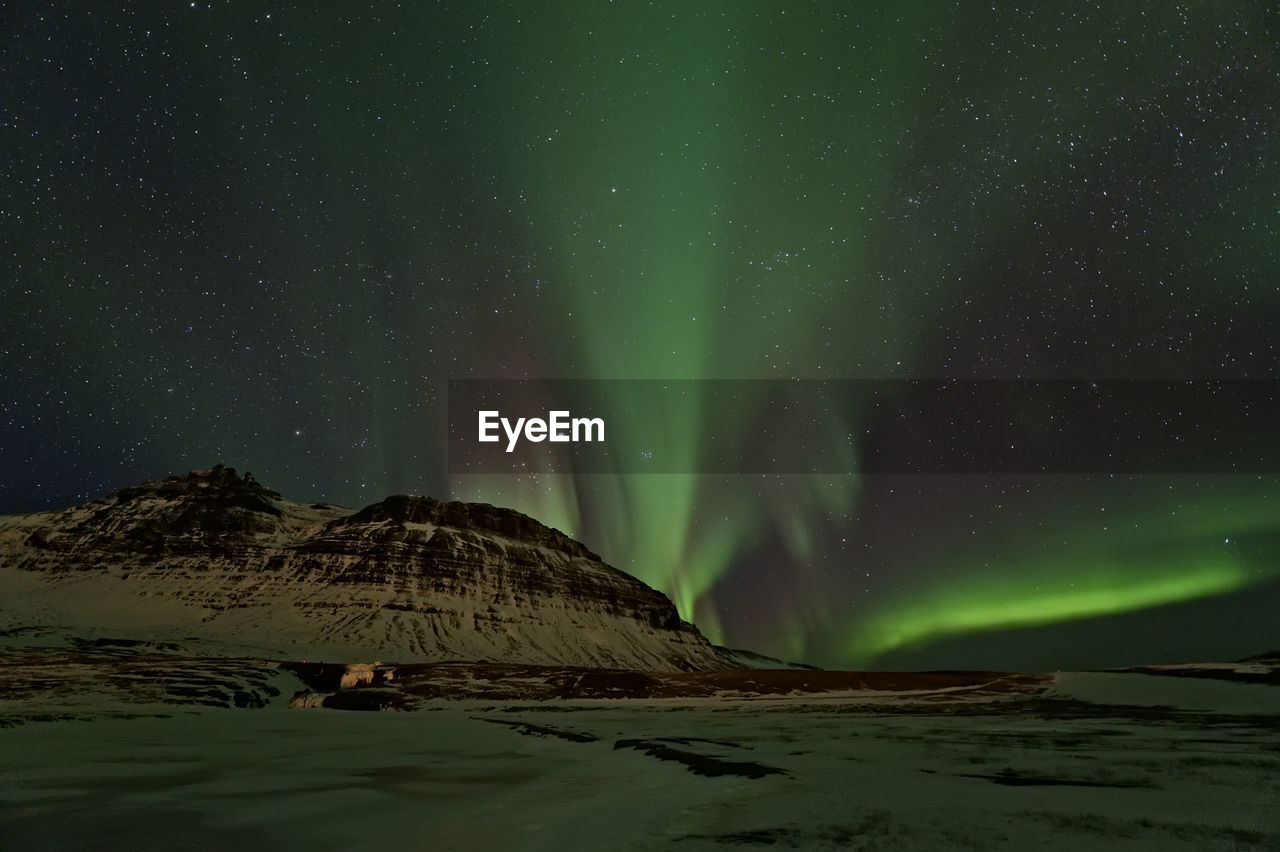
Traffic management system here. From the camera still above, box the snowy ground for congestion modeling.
[1,670,1277,850]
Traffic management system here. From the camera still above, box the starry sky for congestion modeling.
[4,2,1279,669]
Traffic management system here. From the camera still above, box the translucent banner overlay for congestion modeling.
[447,380,1280,474]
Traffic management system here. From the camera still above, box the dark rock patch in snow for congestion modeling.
[613,739,787,779]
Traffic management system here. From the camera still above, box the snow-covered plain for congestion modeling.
[1,671,1277,850]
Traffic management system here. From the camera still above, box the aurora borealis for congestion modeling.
[4,2,1279,668]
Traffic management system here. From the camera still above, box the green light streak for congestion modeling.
[835,479,1280,667]
[842,554,1254,667]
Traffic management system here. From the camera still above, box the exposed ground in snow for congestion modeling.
[284,660,1052,707]
[1,650,1277,850]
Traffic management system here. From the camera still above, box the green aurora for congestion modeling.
[839,479,1280,666]
[451,2,1280,666]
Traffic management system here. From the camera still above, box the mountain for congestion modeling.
[0,466,732,670]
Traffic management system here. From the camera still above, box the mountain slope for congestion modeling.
[0,466,732,670]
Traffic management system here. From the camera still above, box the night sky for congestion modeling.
[4,2,1279,669]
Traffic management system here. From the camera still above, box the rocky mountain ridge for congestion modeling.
[0,466,732,670]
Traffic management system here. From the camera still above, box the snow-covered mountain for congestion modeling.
[0,466,733,670]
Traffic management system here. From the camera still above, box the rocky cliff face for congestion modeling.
[0,467,732,670]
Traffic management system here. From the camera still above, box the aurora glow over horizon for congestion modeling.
[4,2,1280,669]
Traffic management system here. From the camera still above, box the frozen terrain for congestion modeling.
[1,658,1276,850]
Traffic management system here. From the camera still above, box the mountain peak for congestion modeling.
[0,469,732,670]
[334,494,598,561]
[114,464,282,505]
